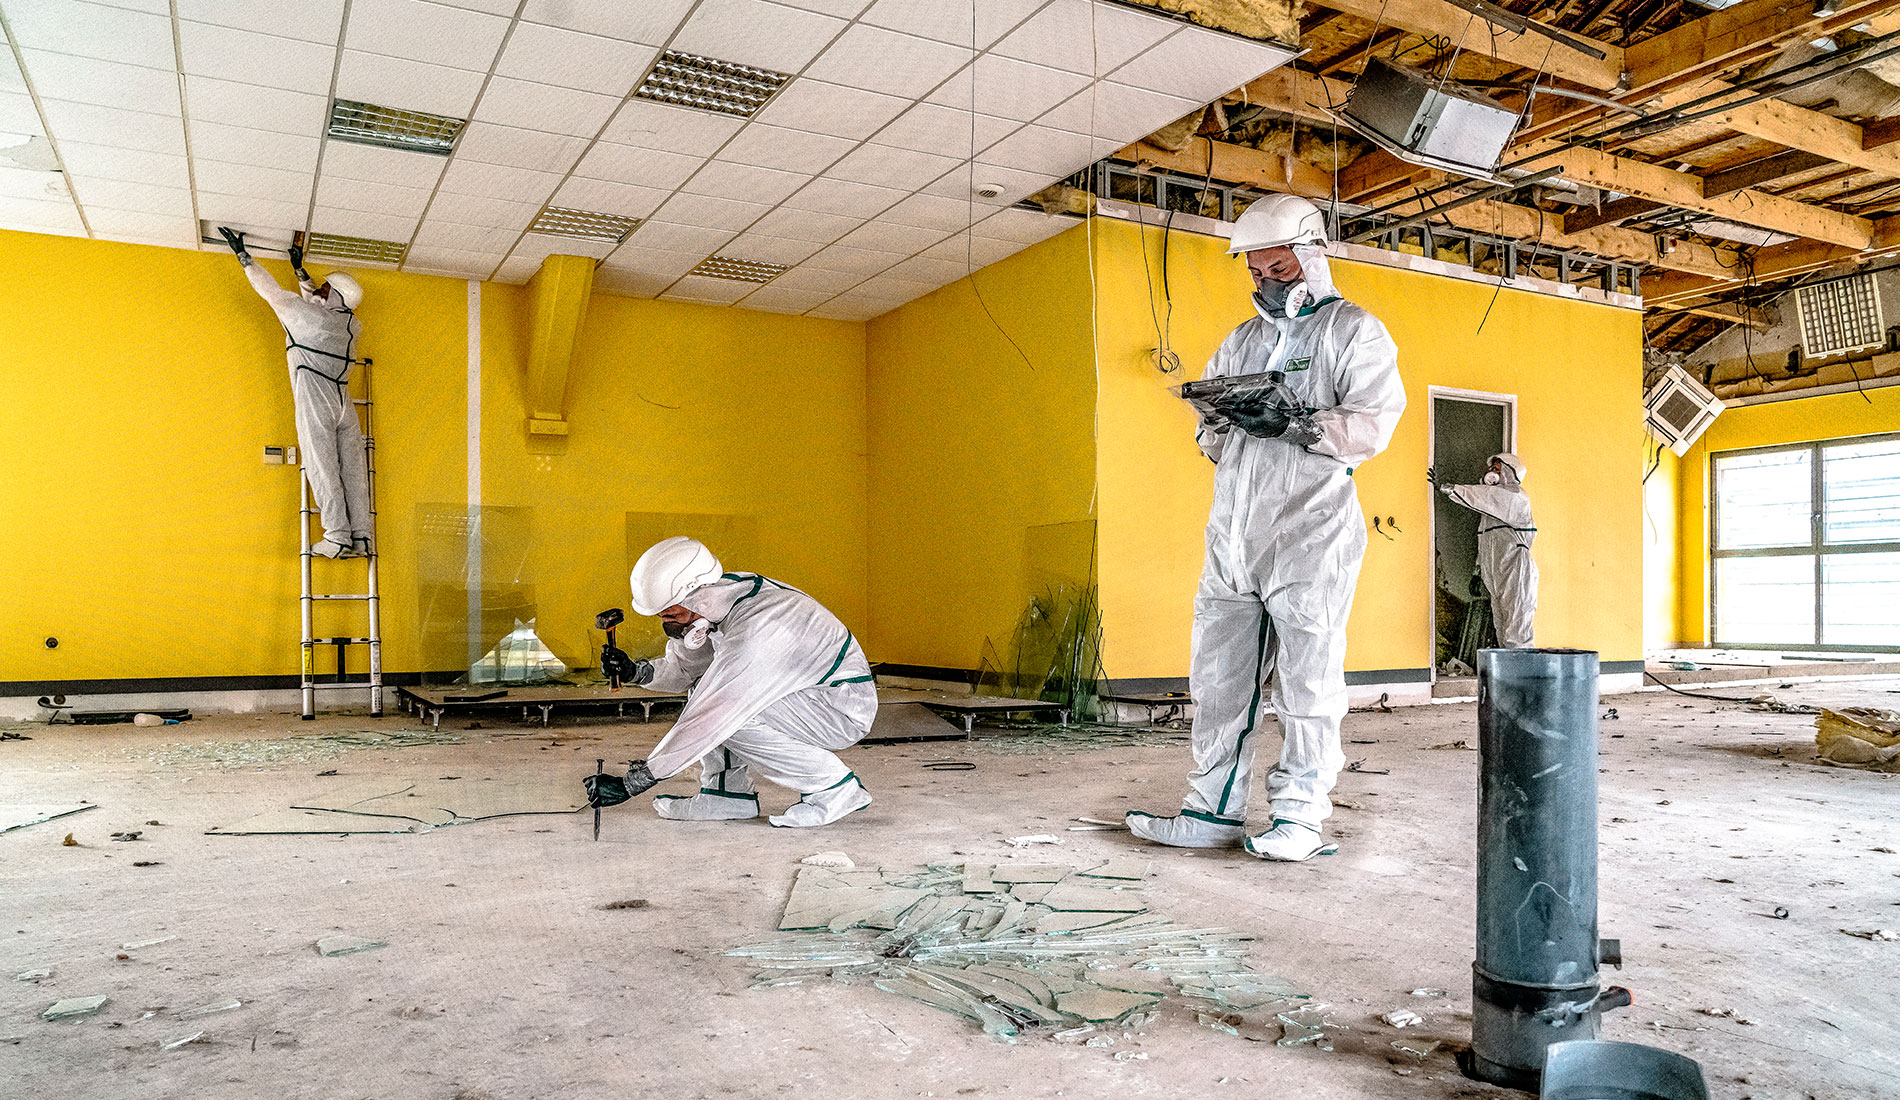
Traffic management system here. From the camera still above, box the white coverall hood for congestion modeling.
[1441,472,1538,648]
[1251,245,1338,321]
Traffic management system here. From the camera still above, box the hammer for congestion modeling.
[595,607,625,690]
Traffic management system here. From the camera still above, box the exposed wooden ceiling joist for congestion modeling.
[1562,195,1664,232]
[1622,0,1900,91]
[1627,79,1900,181]
[1651,299,1775,330]
[1701,150,1833,197]
[1644,215,1900,304]
[1314,0,1626,89]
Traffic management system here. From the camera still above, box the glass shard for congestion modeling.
[315,935,386,957]
[41,995,108,1020]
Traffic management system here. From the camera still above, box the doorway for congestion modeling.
[1430,389,1516,676]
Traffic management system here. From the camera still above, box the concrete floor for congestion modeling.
[3,678,1898,1100]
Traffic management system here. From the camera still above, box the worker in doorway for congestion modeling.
[217,227,372,559]
[1128,194,1406,862]
[596,537,876,828]
[1438,453,1538,648]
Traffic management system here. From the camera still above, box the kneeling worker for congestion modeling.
[596,536,876,828]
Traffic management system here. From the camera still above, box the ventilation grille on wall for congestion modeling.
[326,99,465,155]
[632,51,791,118]
[690,255,788,283]
[305,233,409,264]
[528,206,641,243]
[1796,272,1886,358]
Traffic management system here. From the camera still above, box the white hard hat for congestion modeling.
[629,536,724,616]
[1491,453,1526,480]
[1227,194,1328,255]
[324,271,363,311]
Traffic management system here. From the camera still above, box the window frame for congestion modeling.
[1710,430,1900,652]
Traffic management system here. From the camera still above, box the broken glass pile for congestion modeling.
[729,859,1313,1043]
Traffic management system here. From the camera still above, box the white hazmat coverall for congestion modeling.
[242,265,372,553]
[643,573,877,828]
[1169,256,1405,834]
[1441,467,1538,648]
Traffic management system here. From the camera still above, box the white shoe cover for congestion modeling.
[1125,810,1244,849]
[310,538,350,559]
[653,791,758,821]
[1244,820,1333,862]
[769,776,871,828]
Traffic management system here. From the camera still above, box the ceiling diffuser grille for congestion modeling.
[632,51,791,118]
[304,233,408,264]
[528,206,641,243]
[326,99,465,155]
[691,255,788,283]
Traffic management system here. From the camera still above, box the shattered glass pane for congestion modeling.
[1392,1037,1442,1058]
[468,618,567,685]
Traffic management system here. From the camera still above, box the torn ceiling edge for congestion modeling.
[1090,199,1643,311]
[1105,0,1300,48]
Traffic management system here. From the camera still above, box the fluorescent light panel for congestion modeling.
[632,51,791,118]
[528,206,641,243]
[305,233,409,264]
[691,255,788,283]
[327,99,466,155]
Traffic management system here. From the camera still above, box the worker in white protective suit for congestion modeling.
[1438,454,1538,648]
[217,227,373,559]
[594,537,877,828]
[1127,194,1406,862]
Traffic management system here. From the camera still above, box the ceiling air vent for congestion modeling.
[690,255,788,283]
[304,233,408,264]
[1796,272,1886,359]
[326,99,465,155]
[1643,365,1724,457]
[528,206,641,244]
[632,51,791,118]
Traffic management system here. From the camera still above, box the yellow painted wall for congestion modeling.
[1643,443,1683,651]
[1089,218,1649,679]
[1674,385,1900,645]
[864,228,1097,669]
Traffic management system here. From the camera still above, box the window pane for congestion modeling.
[1823,439,1900,544]
[1715,555,1815,645]
[1823,552,1900,647]
[1715,449,1812,550]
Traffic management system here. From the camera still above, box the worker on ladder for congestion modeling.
[217,227,373,560]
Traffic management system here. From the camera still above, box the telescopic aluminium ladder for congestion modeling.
[299,359,382,720]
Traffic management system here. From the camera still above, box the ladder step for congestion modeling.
[308,682,381,690]
[304,637,374,645]
[309,594,373,600]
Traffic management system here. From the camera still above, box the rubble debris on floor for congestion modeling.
[1815,708,1900,769]
[208,776,583,834]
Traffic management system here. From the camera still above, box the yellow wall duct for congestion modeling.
[522,253,596,438]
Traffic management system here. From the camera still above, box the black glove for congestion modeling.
[1222,399,1293,439]
[288,243,309,281]
[1426,465,1437,485]
[624,760,657,796]
[600,645,653,686]
[216,226,249,259]
[586,759,658,807]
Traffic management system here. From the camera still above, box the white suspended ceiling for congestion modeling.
[0,0,1295,320]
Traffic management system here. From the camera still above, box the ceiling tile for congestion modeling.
[404,244,506,272]
[625,220,734,254]
[419,190,539,229]
[974,206,1078,243]
[927,54,1089,122]
[0,55,24,96]
[719,232,824,265]
[754,79,907,141]
[1110,25,1296,104]
[508,231,619,260]
[979,123,1097,178]
[771,0,873,17]
[473,78,620,137]
[519,0,695,45]
[453,123,588,171]
[344,0,511,72]
[316,174,434,217]
[413,219,521,251]
[806,299,888,320]
[5,0,176,68]
[991,0,1173,76]
[494,23,657,96]
[59,140,190,188]
[85,208,199,244]
[600,247,702,278]
[493,254,541,283]
[769,264,863,292]
[713,123,853,176]
[885,252,970,282]
[334,50,486,118]
[193,158,311,202]
[661,274,755,303]
[879,191,980,232]
[551,175,668,219]
[184,76,327,136]
[320,139,449,189]
[66,174,192,216]
[780,175,902,218]
[803,241,903,274]
[920,231,1028,266]
[0,91,44,136]
[852,272,935,298]
[193,191,309,231]
[833,219,946,254]
[737,284,834,314]
[38,100,184,155]
[176,0,346,45]
[311,205,418,240]
[428,0,520,14]
[599,98,744,158]
[680,159,808,205]
[438,158,563,203]
[177,22,337,90]
[747,205,856,243]
[593,267,675,298]
[189,118,321,172]
[803,24,969,99]
[0,194,87,234]
[669,0,846,73]
[859,0,1044,48]
[825,143,959,191]
[573,142,702,190]
[1037,80,1197,138]
[923,162,1049,207]
[654,191,770,232]
[18,50,179,114]
[869,102,1014,156]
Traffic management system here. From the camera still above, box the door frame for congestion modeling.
[1426,386,1519,681]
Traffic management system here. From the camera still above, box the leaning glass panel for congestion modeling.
[1714,449,1811,550]
[1715,555,1815,645]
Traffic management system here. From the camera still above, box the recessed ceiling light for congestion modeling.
[632,51,791,118]
[305,233,408,264]
[527,206,641,244]
[326,99,465,155]
[691,255,788,283]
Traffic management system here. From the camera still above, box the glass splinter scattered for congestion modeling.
[160,1030,207,1051]
[315,935,386,957]
[176,999,242,1019]
[1392,1038,1441,1058]
[41,996,107,1021]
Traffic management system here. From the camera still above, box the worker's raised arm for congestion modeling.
[218,226,301,311]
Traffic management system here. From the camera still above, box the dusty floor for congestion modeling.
[2,679,1898,1100]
